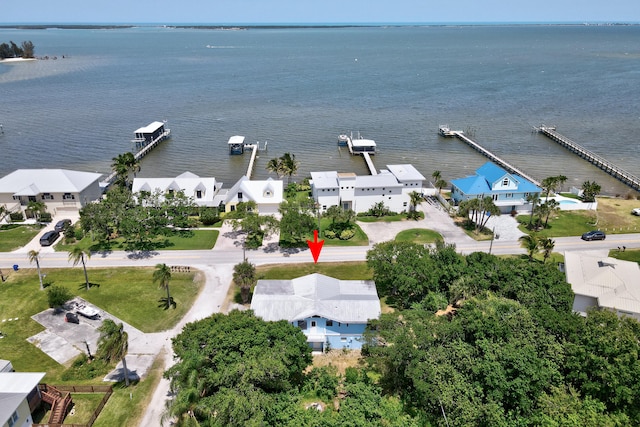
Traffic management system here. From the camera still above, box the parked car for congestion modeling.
[39,230,60,246]
[65,312,79,324]
[632,208,640,216]
[54,219,71,232]
[581,230,606,241]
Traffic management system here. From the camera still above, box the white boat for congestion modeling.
[76,304,100,319]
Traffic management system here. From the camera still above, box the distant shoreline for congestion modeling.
[0,22,639,31]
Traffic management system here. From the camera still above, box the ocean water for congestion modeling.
[1,25,639,195]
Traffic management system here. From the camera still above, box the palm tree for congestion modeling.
[435,178,448,195]
[526,193,540,228]
[233,259,256,304]
[28,249,44,290]
[542,199,560,228]
[0,204,8,223]
[540,237,555,263]
[519,234,539,262]
[408,191,423,220]
[265,157,283,178]
[97,319,130,386]
[68,246,91,291]
[280,152,299,184]
[153,263,175,309]
[432,170,441,182]
[111,152,140,188]
[26,200,46,221]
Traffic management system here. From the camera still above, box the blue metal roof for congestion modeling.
[452,162,541,196]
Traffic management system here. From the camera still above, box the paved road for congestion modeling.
[2,201,640,426]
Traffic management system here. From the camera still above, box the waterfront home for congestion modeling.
[0,169,103,218]
[310,164,425,214]
[132,172,223,207]
[564,250,640,321]
[250,273,381,352]
[0,370,45,427]
[450,162,541,213]
[221,176,283,215]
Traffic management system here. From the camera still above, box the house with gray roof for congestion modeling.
[310,164,425,214]
[250,273,381,352]
[0,371,45,427]
[564,250,640,320]
[0,169,103,218]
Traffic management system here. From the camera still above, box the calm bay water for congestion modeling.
[1,25,639,195]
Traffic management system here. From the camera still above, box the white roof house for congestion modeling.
[0,169,103,216]
[0,372,45,427]
[310,164,425,214]
[251,273,381,323]
[223,176,283,215]
[564,250,640,320]
[132,172,222,207]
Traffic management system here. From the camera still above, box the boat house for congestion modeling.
[132,121,170,145]
[250,273,381,352]
[228,135,245,155]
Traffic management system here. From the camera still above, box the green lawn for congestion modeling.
[257,261,373,280]
[516,210,597,238]
[56,229,219,252]
[357,212,424,223]
[0,224,43,251]
[395,228,443,244]
[280,219,369,247]
[609,248,640,264]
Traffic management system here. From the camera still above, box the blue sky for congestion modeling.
[2,0,640,24]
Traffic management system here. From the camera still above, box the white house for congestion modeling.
[310,164,425,214]
[221,176,283,215]
[132,172,223,207]
[0,169,103,217]
[0,371,45,427]
[564,250,640,320]
[251,273,381,352]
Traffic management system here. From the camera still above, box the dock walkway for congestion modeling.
[361,152,377,175]
[538,126,640,192]
[450,130,541,187]
[244,144,259,179]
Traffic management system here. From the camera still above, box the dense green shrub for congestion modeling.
[339,229,355,240]
[199,207,220,225]
[46,285,72,309]
[9,212,24,221]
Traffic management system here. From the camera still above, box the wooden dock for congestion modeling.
[449,130,541,187]
[361,152,377,175]
[245,144,259,179]
[101,128,170,187]
[537,126,640,191]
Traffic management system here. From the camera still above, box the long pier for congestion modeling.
[537,126,640,192]
[361,152,377,175]
[101,128,171,187]
[449,130,541,187]
[245,144,259,179]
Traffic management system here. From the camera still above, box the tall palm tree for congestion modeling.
[280,152,299,184]
[519,234,539,262]
[233,259,256,304]
[540,237,555,263]
[153,263,175,309]
[0,204,8,223]
[526,193,540,228]
[68,246,91,291]
[542,199,560,228]
[111,152,140,188]
[28,249,44,290]
[432,170,441,182]
[435,178,448,195]
[265,157,283,178]
[97,319,130,386]
[26,200,46,221]
[408,191,423,219]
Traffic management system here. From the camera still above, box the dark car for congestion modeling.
[581,230,606,241]
[39,230,60,246]
[54,219,71,232]
[65,312,79,324]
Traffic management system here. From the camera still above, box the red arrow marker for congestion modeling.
[306,229,324,264]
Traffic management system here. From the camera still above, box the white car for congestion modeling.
[632,208,640,216]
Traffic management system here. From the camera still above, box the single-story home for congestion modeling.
[250,273,381,352]
[450,162,541,213]
[0,370,45,427]
[0,169,103,217]
[132,172,223,207]
[564,250,640,320]
[221,176,283,215]
[310,164,425,214]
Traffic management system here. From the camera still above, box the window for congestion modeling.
[297,320,307,329]
[42,193,54,200]
[326,320,333,327]
[311,321,317,327]
[505,193,513,198]
[340,337,347,342]
[28,196,37,202]
[63,193,75,200]
[238,192,243,199]
[8,411,19,427]
[502,178,509,186]
[492,194,498,201]
[403,202,407,207]
[196,190,202,198]
[322,205,326,210]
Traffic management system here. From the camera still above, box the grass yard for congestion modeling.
[395,228,443,244]
[609,248,640,264]
[0,224,43,251]
[56,229,219,252]
[0,267,202,379]
[517,210,596,238]
[280,219,369,247]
